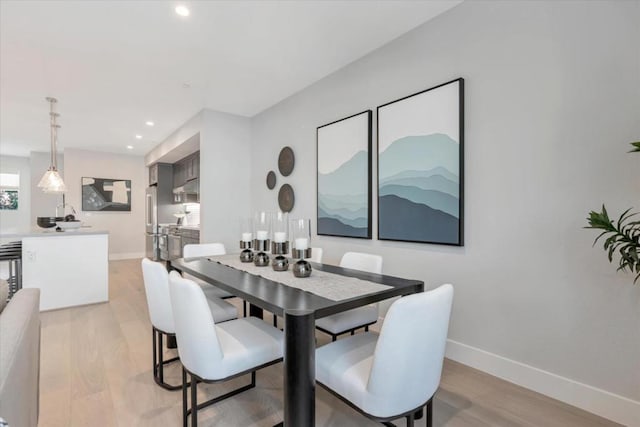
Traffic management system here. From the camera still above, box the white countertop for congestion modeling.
[0,228,109,239]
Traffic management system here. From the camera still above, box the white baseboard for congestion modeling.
[109,252,144,260]
[445,339,640,426]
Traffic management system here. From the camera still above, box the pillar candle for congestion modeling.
[295,238,308,250]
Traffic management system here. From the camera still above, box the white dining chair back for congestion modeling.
[315,252,383,340]
[367,284,454,416]
[182,242,235,301]
[340,252,382,274]
[315,284,454,425]
[141,258,174,333]
[309,247,323,263]
[168,271,224,378]
[183,243,226,258]
[168,271,284,425]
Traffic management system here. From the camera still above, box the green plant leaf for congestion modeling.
[585,143,640,285]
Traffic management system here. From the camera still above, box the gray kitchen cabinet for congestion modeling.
[173,151,200,188]
[149,163,158,185]
[185,152,199,182]
[173,160,186,188]
[180,228,200,253]
[149,162,173,188]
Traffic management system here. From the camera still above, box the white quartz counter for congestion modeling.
[0,228,108,239]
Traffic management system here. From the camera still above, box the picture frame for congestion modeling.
[82,177,132,212]
[377,78,464,245]
[317,110,372,239]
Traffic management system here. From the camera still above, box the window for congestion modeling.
[0,173,19,210]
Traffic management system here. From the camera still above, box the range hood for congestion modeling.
[173,178,199,203]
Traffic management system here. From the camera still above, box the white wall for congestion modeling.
[200,109,252,250]
[63,148,146,258]
[145,109,252,251]
[0,155,31,231]
[249,0,640,423]
[144,112,202,166]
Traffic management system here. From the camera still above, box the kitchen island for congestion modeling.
[0,229,109,311]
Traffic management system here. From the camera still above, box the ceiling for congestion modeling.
[0,0,460,158]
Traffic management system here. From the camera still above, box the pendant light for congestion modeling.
[37,97,66,193]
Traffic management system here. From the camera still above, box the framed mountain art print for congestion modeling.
[317,110,372,239]
[377,78,464,245]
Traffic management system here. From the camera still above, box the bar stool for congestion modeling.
[0,241,22,299]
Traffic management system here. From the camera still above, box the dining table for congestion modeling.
[169,255,424,427]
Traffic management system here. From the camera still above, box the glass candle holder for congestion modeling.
[271,212,289,271]
[253,211,271,266]
[290,218,312,277]
[239,217,254,263]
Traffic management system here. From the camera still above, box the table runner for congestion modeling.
[207,254,391,301]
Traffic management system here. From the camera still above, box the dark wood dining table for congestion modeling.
[170,256,424,427]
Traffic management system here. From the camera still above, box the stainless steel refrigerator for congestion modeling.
[145,186,161,261]
[145,163,175,261]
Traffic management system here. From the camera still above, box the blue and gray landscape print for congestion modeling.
[379,133,460,244]
[318,150,369,238]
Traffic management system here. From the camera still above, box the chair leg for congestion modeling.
[365,325,369,332]
[243,300,247,317]
[406,412,415,427]
[158,332,164,383]
[182,368,188,427]
[414,407,424,420]
[187,371,256,414]
[426,398,433,427]
[152,328,182,390]
[273,315,277,328]
[191,373,198,427]
[152,327,157,377]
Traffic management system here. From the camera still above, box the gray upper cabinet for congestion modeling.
[185,152,199,182]
[149,163,159,186]
[173,160,186,188]
[173,151,200,188]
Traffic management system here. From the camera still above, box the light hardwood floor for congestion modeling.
[38,259,619,427]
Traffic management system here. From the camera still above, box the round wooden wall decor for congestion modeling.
[266,171,276,190]
[278,184,295,213]
[278,146,295,177]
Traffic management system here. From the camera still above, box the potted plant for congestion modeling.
[585,142,640,284]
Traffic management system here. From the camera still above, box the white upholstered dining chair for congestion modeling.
[316,284,454,427]
[141,258,237,390]
[182,243,234,299]
[309,247,323,263]
[315,252,382,341]
[168,271,284,426]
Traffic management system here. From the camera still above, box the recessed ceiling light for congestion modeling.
[135,135,142,139]
[175,5,190,17]
[126,145,134,150]
[145,121,155,127]
[182,83,191,89]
